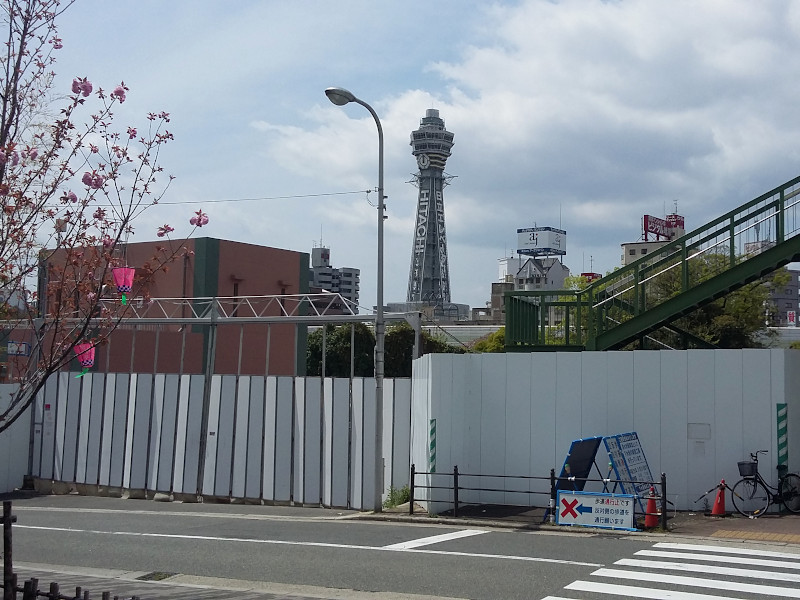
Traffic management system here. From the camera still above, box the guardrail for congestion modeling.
[409,465,668,530]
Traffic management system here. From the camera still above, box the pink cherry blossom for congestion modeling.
[67,191,78,203]
[0,150,6,165]
[82,171,105,189]
[127,127,137,140]
[189,210,209,227]
[72,77,92,97]
[111,85,126,103]
[102,235,114,249]
[10,151,19,166]
[157,224,175,238]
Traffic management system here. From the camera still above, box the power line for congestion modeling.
[158,190,372,206]
[42,189,373,212]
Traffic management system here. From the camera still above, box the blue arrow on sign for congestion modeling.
[577,504,593,515]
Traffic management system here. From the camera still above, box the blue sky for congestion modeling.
[53,0,800,310]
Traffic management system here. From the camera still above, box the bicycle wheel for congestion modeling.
[781,473,800,514]
[731,478,770,518]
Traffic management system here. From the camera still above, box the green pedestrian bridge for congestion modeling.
[505,175,800,351]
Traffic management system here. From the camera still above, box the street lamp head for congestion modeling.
[325,87,356,106]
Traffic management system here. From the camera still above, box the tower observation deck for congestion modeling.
[407,109,454,305]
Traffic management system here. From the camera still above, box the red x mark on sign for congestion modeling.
[560,497,578,518]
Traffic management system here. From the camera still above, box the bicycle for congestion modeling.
[730,450,800,518]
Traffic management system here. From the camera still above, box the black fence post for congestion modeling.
[660,472,668,531]
[453,465,459,518]
[549,468,556,523]
[22,579,36,600]
[409,464,415,515]
[3,501,16,600]
[49,582,59,598]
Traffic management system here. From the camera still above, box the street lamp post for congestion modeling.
[325,87,385,512]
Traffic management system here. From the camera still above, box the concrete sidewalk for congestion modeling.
[10,563,435,600]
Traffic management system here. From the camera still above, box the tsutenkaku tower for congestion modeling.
[407,109,454,305]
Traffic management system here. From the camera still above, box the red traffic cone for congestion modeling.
[711,479,726,516]
[644,487,659,528]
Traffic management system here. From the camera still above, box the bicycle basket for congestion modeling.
[738,461,757,477]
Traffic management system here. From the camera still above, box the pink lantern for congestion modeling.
[73,342,95,378]
[112,266,135,305]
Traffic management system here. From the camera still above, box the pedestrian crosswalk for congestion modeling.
[542,541,800,599]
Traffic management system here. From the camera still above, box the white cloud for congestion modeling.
[50,0,800,309]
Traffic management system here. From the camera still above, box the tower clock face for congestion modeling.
[417,153,430,169]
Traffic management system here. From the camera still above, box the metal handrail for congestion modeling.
[506,174,800,349]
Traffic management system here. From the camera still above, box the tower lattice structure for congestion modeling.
[407,109,454,305]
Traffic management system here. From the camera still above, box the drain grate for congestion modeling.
[136,571,177,581]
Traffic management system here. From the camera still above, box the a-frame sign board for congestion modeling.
[603,432,654,512]
[554,436,605,492]
[543,436,604,522]
[550,432,654,515]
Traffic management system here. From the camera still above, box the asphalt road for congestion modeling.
[5,495,800,599]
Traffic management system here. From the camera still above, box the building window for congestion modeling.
[628,249,635,255]
[641,249,648,255]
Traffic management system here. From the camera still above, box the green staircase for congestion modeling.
[505,175,800,351]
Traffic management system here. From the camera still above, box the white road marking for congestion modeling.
[593,567,800,597]
[636,549,800,570]
[567,580,742,599]
[654,541,800,560]
[14,525,602,567]
[383,529,485,549]
[616,558,800,583]
[12,506,356,521]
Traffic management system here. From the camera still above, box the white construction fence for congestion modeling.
[19,373,411,509]
[410,349,800,512]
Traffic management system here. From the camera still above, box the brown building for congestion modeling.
[37,237,310,377]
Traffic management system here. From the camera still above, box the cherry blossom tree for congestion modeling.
[0,0,208,433]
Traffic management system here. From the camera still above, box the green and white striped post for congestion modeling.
[429,418,436,473]
[777,403,788,468]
